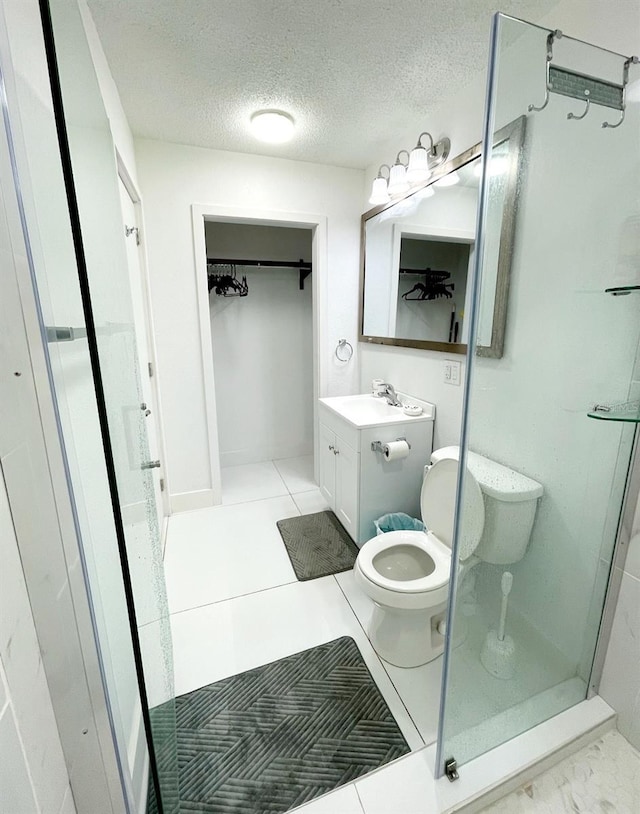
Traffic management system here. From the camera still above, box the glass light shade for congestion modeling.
[388,163,409,195]
[369,176,391,205]
[434,171,460,188]
[406,146,431,183]
[250,110,295,143]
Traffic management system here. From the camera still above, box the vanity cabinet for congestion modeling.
[319,424,359,539]
[318,395,435,545]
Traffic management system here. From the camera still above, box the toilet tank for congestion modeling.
[430,446,544,565]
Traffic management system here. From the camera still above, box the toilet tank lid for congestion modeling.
[430,446,544,502]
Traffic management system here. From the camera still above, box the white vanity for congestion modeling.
[317,393,435,544]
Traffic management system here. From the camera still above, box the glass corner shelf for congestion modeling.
[588,401,640,422]
[605,285,640,296]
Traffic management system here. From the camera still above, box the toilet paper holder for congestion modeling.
[371,438,411,453]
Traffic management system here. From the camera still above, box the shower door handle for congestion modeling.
[141,460,161,470]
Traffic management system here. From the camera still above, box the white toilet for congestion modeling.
[354,445,543,668]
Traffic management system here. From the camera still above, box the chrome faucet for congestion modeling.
[377,382,402,407]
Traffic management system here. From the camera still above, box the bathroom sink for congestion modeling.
[319,393,435,429]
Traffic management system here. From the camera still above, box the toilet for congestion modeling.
[354,445,543,668]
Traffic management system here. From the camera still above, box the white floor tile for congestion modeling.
[170,576,424,751]
[356,749,438,814]
[274,455,316,494]
[293,784,364,814]
[292,488,331,515]
[335,570,443,746]
[221,461,288,505]
[164,496,298,613]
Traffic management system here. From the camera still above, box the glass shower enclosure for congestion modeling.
[6,1,639,808]
[437,13,640,774]
[2,1,178,811]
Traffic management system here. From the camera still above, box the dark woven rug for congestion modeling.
[174,636,409,813]
[276,510,360,581]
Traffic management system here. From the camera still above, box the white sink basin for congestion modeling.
[319,393,435,429]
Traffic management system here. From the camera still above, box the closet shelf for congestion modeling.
[587,401,640,423]
[605,285,640,295]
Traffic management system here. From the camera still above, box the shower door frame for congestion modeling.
[588,428,640,695]
[191,203,328,506]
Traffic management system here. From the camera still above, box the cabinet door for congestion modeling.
[319,423,336,509]
[335,438,359,540]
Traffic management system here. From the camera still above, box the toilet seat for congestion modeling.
[420,458,485,561]
[356,530,450,595]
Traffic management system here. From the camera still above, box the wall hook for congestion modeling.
[567,89,591,120]
[602,56,638,129]
[528,30,562,113]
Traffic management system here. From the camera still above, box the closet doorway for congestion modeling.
[205,219,317,505]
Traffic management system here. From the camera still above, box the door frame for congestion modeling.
[192,204,328,504]
[117,152,171,520]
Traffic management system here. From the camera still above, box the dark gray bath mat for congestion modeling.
[276,509,360,580]
[174,636,409,813]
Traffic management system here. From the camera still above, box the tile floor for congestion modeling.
[164,455,437,754]
[162,457,636,813]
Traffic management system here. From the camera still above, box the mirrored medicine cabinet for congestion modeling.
[359,116,525,358]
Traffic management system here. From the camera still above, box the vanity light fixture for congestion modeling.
[368,130,450,205]
[434,171,460,187]
[250,109,295,143]
[387,150,411,195]
[406,132,435,182]
[369,164,392,205]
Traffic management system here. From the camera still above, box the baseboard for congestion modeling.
[169,488,215,514]
[220,444,313,468]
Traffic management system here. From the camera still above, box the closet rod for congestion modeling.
[207,257,311,269]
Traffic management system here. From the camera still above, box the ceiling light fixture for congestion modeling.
[369,164,392,205]
[250,109,295,143]
[368,130,450,206]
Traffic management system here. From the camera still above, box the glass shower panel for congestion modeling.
[17,1,178,810]
[438,13,640,772]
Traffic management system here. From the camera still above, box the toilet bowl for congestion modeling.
[354,447,543,668]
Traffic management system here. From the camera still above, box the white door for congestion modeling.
[318,423,336,509]
[335,438,359,540]
[118,177,166,521]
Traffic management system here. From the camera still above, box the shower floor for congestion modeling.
[481,728,640,813]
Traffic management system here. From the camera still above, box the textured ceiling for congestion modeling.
[87,0,559,169]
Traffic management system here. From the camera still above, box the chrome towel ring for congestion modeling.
[335,339,353,362]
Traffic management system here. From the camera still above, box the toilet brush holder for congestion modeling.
[480,630,516,680]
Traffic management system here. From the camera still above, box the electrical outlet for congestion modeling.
[444,360,461,386]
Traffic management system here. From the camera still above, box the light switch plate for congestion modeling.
[444,360,461,386]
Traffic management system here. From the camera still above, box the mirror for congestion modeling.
[359,116,525,357]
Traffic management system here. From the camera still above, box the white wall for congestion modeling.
[600,489,640,749]
[136,139,363,504]
[207,222,313,466]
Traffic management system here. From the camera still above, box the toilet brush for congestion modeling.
[480,571,516,680]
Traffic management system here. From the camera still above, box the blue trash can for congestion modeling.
[374,512,425,535]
